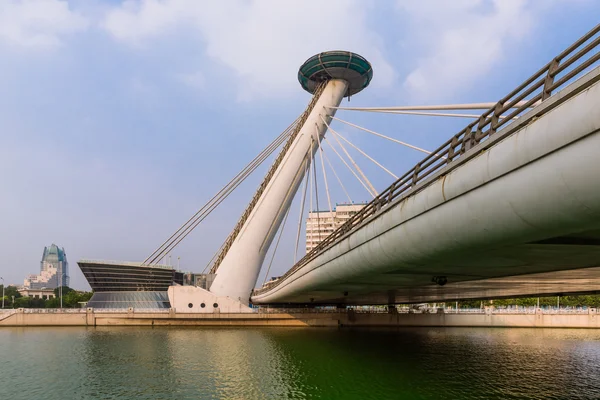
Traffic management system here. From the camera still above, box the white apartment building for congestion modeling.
[18,288,56,300]
[305,203,366,252]
[23,264,59,289]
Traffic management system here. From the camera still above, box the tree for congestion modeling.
[1,285,21,300]
[14,296,31,308]
[46,298,60,308]
[46,287,93,308]
[1,286,22,308]
[54,286,74,298]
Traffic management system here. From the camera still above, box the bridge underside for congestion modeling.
[263,230,600,305]
[251,66,600,306]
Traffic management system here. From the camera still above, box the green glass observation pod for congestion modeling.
[298,51,373,96]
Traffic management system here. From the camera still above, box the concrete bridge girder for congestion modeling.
[252,71,600,305]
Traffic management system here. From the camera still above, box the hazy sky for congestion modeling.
[1,0,598,290]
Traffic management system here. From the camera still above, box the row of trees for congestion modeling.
[0,285,92,308]
[447,295,600,309]
[2,285,600,309]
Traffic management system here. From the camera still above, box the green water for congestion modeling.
[1,327,599,399]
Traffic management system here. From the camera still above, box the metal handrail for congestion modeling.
[253,23,600,298]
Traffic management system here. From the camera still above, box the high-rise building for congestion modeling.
[24,244,69,289]
[305,203,366,252]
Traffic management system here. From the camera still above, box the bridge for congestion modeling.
[81,25,600,311]
[252,47,600,305]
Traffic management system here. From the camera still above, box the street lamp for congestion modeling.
[1,276,4,309]
[60,272,66,309]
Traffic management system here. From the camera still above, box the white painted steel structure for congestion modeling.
[252,68,600,305]
[210,79,349,302]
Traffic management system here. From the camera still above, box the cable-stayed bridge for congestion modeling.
[81,25,600,310]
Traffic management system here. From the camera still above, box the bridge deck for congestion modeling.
[252,31,600,305]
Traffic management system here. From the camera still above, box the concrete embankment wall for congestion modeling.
[2,309,600,328]
[0,309,338,327]
[339,311,600,328]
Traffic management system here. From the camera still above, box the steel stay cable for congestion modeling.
[327,116,440,157]
[321,146,352,203]
[321,117,378,196]
[315,124,333,215]
[146,123,294,264]
[149,130,293,265]
[328,128,398,180]
[144,120,298,265]
[322,135,375,198]
[325,109,518,119]
[312,143,321,242]
[262,197,292,285]
[309,137,314,224]
[325,101,535,112]
[294,156,311,264]
[147,128,293,265]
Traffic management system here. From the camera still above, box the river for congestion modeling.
[1,327,599,399]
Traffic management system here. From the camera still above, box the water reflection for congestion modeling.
[164,328,306,398]
[80,327,179,399]
[1,327,600,399]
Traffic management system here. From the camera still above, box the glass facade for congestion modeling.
[86,291,171,309]
[298,51,373,96]
[24,244,69,289]
[78,260,186,309]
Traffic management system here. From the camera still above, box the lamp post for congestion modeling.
[1,276,4,309]
[60,272,66,309]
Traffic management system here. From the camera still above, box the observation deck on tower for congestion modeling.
[298,51,373,96]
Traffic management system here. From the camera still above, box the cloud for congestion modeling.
[102,0,395,101]
[0,0,89,49]
[397,0,534,101]
[176,70,205,90]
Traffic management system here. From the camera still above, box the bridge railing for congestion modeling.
[5,308,173,314]
[253,24,600,298]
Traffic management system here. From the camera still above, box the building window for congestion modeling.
[188,303,193,308]
[201,303,206,308]
[213,303,219,308]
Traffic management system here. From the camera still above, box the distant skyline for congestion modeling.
[1,0,598,289]
[22,243,69,289]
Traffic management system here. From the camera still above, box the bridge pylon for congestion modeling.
[208,51,373,303]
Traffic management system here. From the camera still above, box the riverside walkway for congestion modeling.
[2,307,600,328]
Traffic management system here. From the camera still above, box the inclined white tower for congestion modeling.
[209,51,373,302]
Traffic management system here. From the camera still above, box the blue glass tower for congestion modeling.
[26,244,70,289]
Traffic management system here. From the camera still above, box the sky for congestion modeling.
[0,0,598,290]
